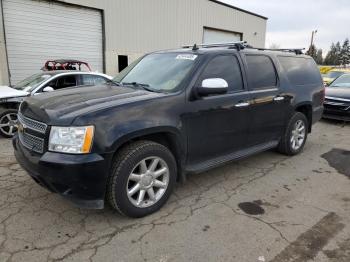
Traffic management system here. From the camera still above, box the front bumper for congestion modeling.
[323,104,350,122]
[323,111,350,121]
[13,135,113,209]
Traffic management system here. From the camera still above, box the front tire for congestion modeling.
[107,140,177,218]
[278,112,308,156]
[0,109,18,138]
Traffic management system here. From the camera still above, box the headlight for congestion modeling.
[49,126,94,154]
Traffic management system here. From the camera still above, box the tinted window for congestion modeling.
[56,76,77,89]
[278,56,322,85]
[197,55,243,92]
[246,55,277,89]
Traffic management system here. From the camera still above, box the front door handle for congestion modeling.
[273,96,285,102]
[235,102,250,108]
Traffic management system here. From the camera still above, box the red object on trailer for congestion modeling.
[42,59,92,71]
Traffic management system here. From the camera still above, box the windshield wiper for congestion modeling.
[121,82,160,93]
[106,80,121,86]
[122,82,150,87]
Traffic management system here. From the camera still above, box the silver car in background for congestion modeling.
[0,71,112,137]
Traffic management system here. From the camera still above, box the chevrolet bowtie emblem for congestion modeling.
[18,123,27,133]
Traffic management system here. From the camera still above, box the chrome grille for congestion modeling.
[19,131,44,154]
[17,114,46,154]
[17,113,47,134]
[324,98,350,111]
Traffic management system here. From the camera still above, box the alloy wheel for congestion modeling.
[126,156,170,208]
[290,120,306,151]
[0,113,18,136]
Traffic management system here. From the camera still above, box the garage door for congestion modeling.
[3,0,103,84]
[203,28,242,44]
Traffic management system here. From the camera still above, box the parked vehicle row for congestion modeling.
[0,71,112,137]
[324,73,350,121]
[12,42,325,217]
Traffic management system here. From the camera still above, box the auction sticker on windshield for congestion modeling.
[176,54,198,60]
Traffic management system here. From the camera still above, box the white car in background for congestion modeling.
[0,71,112,137]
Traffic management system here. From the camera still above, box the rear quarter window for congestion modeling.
[245,55,277,90]
[277,56,322,86]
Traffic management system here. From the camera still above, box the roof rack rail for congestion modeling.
[182,42,305,54]
[255,47,305,55]
[182,41,247,51]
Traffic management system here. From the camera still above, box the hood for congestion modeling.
[326,87,350,100]
[0,86,29,99]
[20,85,163,124]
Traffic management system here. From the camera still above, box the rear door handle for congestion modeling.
[235,102,250,108]
[273,96,285,102]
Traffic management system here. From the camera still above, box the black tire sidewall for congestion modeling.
[110,142,177,218]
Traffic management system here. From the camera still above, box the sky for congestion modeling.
[220,0,350,54]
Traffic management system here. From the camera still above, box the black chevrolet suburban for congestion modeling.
[13,42,324,217]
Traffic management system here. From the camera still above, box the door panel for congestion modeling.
[244,54,288,145]
[248,89,287,145]
[185,93,251,164]
[185,54,251,165]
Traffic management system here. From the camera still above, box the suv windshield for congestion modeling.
[329,74,350,88]
[13,73,51,92]
[113,53,198,92]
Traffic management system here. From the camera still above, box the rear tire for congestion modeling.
[0,109,18,138]
[107,140,177,218]
[278,112,308,156]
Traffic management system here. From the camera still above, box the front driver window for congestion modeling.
[56,75,77,90]
[44,79,58,90]
[196,55,244,93]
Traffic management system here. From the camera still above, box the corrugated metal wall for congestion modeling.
[3,0,104,84]
[0,0,267,83]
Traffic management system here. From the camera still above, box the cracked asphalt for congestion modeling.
[0,120,349,262]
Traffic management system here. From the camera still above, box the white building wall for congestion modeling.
[0,0,267,83]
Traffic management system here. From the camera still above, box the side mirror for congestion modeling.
[197,78,228,96]
[42,86,54,92]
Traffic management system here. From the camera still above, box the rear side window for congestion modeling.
[81,75,108,86]
[81,75,95,85]
[197,55,244,92]
[246,55,277,89]
[277,56,322,85]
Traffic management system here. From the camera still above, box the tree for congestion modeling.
[315,49,323,65]
[324,42,343,65]
[335,41,342,65]
[340,38,350,65]
[306,44,317,61]
[324,43,337,65]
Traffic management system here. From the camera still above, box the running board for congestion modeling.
[185,141,279,174]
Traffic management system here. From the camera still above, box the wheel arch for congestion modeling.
[110,127,186,182]
[294,102,312,133]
